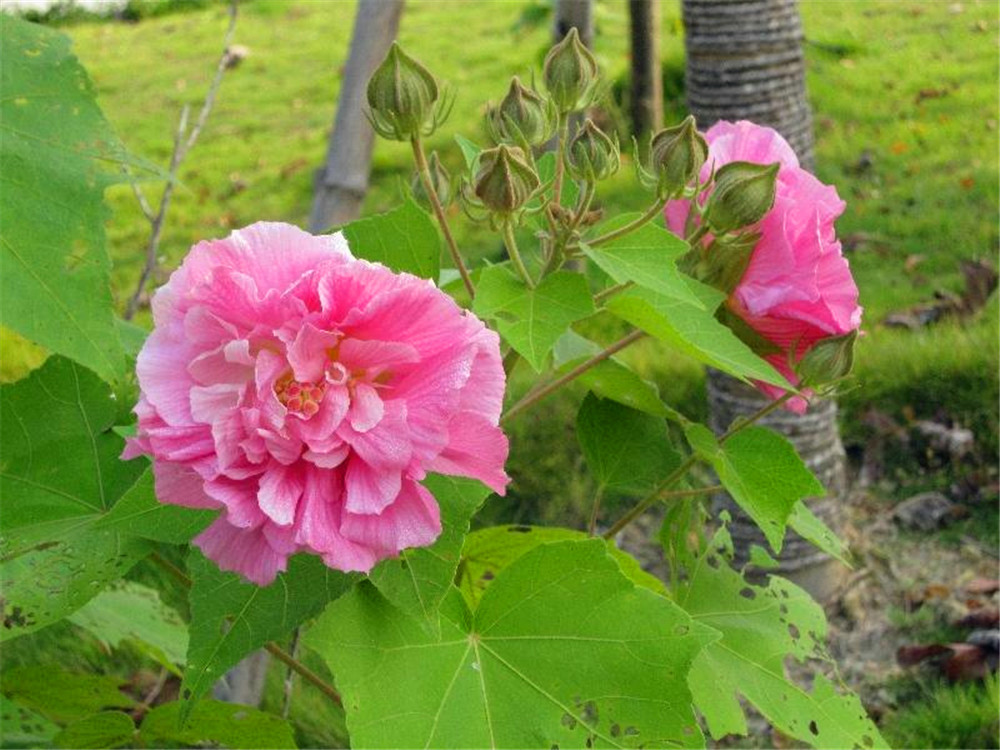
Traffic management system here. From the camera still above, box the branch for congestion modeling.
[587,196,666,248]
[149,551,343,707]
[501,329,646,424]
[123,0,238,320]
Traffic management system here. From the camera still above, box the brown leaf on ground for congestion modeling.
[966,578,1000,596]
[956,608,1000,630]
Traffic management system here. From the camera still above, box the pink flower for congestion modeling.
[666,120,862,413]
[124,222,509,585]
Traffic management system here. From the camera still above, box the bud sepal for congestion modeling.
[486,76,558,148]
[543,28,600,113]
[566,118,620,182]
[704,160,779,235]
[366,42,452,141]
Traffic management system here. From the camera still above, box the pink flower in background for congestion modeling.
[124,223,509,585]
[665,120,862,413]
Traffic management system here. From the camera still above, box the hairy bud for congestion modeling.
[566,119,620,181]
[411,151,451,209]
[704,161,780,234]
[543,28,599,113]
[796,330,858,386]
[474,145,540,214]
[487,77,557,147]
[649,116,708,198]
[367,43,441,141]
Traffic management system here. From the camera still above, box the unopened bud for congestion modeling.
[796,330,858,386]
[474,145,540,214]
[649,116,708,198]
[487,77,556,147]
[704,161,779,234]
[367,43,440,141]
[543,27,599,113]
[566,119,620,181]
[411,151,451,208]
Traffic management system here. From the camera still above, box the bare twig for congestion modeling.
[123,1,239,320]
[281,627,302,719]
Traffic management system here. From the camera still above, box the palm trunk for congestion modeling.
[683,0,843,599]
[682,0,815,170]
[309,0,405,232]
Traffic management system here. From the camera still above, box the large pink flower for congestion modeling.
[666,120,862,413]
[124,223,509,584]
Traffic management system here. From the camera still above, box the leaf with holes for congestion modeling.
[605,283,787,387]
[69,581,188,674]
[182,550,353,713]
[307,540,714,749]
[457,525,666,607]
[0,357,152,640]
[369,475,491,627]
[552,331,668,417]
[685,424,824,552]
[676,527,886,749]
[788,500,852,566]
[577,394,682,496]
[582,217,700,307]
[140,700,297,749]
[341,197,440,280]
[0,695,60,749]
[0,18,129,383]
[473,266,594,371]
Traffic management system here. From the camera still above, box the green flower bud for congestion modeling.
[543,27,599,113]
[487,76,557,147]
[474,144,540,214]
[411,151,451,209]
[649,115,708,198]
[795,330,858,386]
[704,161,780,234]
[566,118,620,181]
[366,43,440,141]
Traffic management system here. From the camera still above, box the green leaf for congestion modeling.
[473,266,594,371]
[552,331,667,417]
[307,540,714,749]
[54,712,135,749]
[457,525,667,606]
[0,18,126,383]
[140,700,297,750]
[454,133,482,169]
[582,218,701,307]
[577,394,681,495]
[606,283,787,387]
[94,469,216,544]
[1,667,134,725]
[182,551,353,711]
[677,529,886,749]
[0,695,60,749]
[687,424,824,552]
[0,358,152,640]
[369,475,491,626]
[341,197,440,280]
[69,581,188,675]
[788,501,852,566]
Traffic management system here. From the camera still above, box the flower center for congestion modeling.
[274,373,326,417]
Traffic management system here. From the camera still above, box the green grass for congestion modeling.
[882,674,1000,750]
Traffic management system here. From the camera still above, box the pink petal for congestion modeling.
[339,479,441,556]
[428,412,510,495]
[295,466,380,572]
[190,384,242,425]
[257,462,304,526]
[348,383,384,433]
[194,518,289,586]
[286,323,339,383]
[344,456,401,515]
[152,460,220,509]
[337,338,420,376]
[136,327,198,426]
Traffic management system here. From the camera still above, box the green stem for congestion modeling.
[501,329,646,424]
[601,391,796,539]
[149,551,343,707]
[503,220,535,288]
[588,196,668,247]
[593,281,633,306]
[588,486,604,537]
[686,223,709,248]
[411,134,474,298]
[552,114,569,208]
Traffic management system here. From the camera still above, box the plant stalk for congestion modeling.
[503,220,535,288]
[587,196,667,247]
[411,134,475,298]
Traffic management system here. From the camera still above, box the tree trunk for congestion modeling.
[683,0,841,600]
[628,0,663,136]
[682,0,815,170]
[309,0,405,232]
[553,0,593,47]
